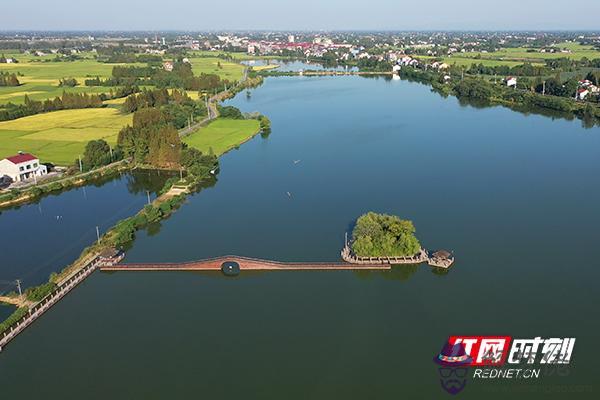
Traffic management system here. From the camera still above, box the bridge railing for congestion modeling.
[340,245,429,265]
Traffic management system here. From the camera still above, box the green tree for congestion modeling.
[81,139,112,171]
[351,212,421,257]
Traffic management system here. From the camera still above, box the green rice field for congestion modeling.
[0,108,132,165]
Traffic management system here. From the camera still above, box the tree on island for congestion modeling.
[351,212,421,257]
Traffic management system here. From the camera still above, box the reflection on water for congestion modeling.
[0,303,16,321]
[0,170,175,291]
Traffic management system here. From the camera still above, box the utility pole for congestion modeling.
[542,80,546,95]
[96,226,100,244]
[15,279,22,296]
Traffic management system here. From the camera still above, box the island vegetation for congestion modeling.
[351,212,421,257]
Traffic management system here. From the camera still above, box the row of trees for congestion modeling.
[85,66,155,87]
[122,88,188,113]
[466,62,548,77]
[58,77,78,87]
[0,92,104,121]
[87,63,227,93]
[121,88,207,129]
[152,62,228,91]
[0,72,20,86]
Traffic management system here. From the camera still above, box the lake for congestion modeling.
[0,76,597,399]
[0,170,173,291]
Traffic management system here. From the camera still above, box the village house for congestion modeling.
[0,152,48,183]
[577,88,589,100]
[579,79,600,93]
[505,76,518,88]
[398,56,418,67]
[431,61,449,70]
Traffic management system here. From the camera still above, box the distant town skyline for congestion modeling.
[4,0,600,31]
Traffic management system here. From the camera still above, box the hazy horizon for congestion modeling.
[4,0,600,32]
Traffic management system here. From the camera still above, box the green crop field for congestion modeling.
[0,108,132,165]
[189,50,284,61]
[418,55,534,68]
[450,43,600,64]
[0,58,145,104]
[183,118,260,156]
[187,56,246,82]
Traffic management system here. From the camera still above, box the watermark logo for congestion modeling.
[433,342,472,395]
[434,336,576,395]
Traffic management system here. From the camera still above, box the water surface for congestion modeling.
[0,76,597,399]
[0,170,173,291]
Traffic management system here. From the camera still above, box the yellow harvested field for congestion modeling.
[21,128,117,143]
[0,108,130,131]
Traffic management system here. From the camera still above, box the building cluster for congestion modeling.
[577,79,600,100]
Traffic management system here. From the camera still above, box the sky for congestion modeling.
[4,0,600,31]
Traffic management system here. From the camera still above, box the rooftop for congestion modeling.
[4,153,37,164]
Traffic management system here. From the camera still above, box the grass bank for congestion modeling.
[183,118,261,156]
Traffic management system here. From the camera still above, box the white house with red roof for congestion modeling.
[505,76,518,88]
[0,152,47,183]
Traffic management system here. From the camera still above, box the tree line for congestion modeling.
[117,108,182,168]
[116,106,218,171]
[121,88,207,129]
[0,92,104,121]
[0,72,20,86]
[87,62,228,93]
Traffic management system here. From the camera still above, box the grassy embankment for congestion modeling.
[183,118,261,156]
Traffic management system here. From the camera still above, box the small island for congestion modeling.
[351,212,421,257]
[342,212,454,268]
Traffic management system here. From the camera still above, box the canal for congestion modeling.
[0,76,598,399]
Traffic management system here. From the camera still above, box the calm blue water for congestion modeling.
[0,76,597,399]
[0,170,172,291]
